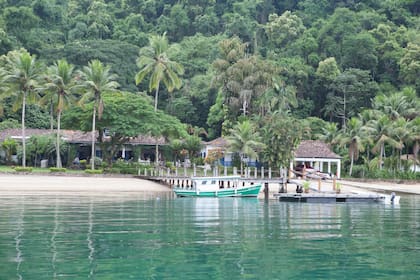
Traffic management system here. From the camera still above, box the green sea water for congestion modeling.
[0,193,419,280]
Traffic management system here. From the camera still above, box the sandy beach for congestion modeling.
[0,173,419,197]
[0,174,171,195]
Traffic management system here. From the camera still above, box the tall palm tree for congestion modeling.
[365,114,398,170]
[258,77,297,117]
[135,32,184,165]
[373,88,419,121]
[338,117,366,176]
[0,50,42,167]
[391,117,410,170]
[226,120,265,175]
[43,59,77,168]
[135,32,184,111]
[316,122,339,145]
[408,117,420,172]
[79,60,119,170]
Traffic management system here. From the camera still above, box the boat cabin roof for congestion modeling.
[192,175,241,181]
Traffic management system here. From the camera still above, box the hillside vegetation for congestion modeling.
[0,0,419,178]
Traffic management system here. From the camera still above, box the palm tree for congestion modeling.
[43,59,77,168]
[373,88,419,121]
[0,50,42,167]
[135,32,184,165]
[79,60,119,170]
[135,32,184,111]
[337,117,366,176]
[365,114,399,170]
[391,117,410,170]
[258,77,297,117]
[316,122,339,145]
[408,117,420,172]
[226,120,265,175]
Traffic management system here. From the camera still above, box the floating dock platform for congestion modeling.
[275,193,393,203]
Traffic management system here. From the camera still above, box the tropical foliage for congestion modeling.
[0,1,419,179]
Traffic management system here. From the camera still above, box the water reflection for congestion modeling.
[15,197,24,280]
[0,194,418,280]
[51,198,58,279]
[87,200,95,278]
[193,198,220,227]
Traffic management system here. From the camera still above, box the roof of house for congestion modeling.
[205,137,228,147]
[294,140,341,159]
[0,128,166,145]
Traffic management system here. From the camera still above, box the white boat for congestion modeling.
[173,176,262,197]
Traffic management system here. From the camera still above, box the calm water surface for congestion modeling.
[0,192,419,280]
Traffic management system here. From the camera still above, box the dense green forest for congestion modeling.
[0,0,419,178]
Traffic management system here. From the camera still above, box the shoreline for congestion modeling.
[1,173,419,197]
[0,173,171,195]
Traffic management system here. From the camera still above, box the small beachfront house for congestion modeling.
[0,128,165,165]
[201,137,259,167]
[291,140,341,178]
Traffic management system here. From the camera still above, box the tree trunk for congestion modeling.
[154,83,160,111]
[21,93,26,168]
[342,92,346,131]
[414,141,419,172]
[155,143,159,167]
[154,83,160,166]
[349,152,354,176]
[56,110,62,168]
[91,106,96,170]
[379,143,384,170]
[240,154,243,176]
[50,100,54,132]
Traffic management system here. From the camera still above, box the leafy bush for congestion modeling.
[85,169,103,174]
[351,165,366,178]
[49,167,67,173]
[302,181,310,192]
[79,160,87,169]
[14,167,33,173]
[193,157,204,165]
[108,168,121,174]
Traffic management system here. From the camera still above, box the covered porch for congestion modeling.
[291,140,341,179]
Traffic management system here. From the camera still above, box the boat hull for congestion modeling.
[174,185,262,198]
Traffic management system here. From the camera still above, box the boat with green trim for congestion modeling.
[173,176,262,197]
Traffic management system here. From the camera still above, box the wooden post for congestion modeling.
[184,166,187,176]
[193,164,197,177]
[233,167,237,175]
[264,182,269,200]
[318,179,321,192]
[224,166,227,176]
[261,167,264,179]
[269,167,272,179]
[333,177,336,191]
[254,167,257,178]
[167,167,170,177]
[175,167,178,176]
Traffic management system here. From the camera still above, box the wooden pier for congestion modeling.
[135,165,398,203]
[274,193,387,203]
